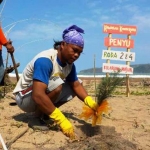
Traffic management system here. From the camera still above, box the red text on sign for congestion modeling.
[103,24,137,35]
[104,37,134,48]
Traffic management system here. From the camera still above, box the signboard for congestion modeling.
[102,63,133,74]
[102,50,135,62]
[104,37,134,48]
[103,24,137,35]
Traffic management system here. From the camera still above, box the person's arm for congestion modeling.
[67,64,98,110]
[70,80,88,100]
[66,64,88,100]
[4,40,14,53]
[0,27,7,45]
[0,27,14,53]
[31,57,55,114]
[32,58,75,138]
[32,79,75,138]
[70,80,98,111]
[32,80,56,114]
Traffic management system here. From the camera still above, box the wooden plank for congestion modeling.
[103,24,137,35]
[102,63,133,74]
[102,50,135,62]
[104,37,134,48]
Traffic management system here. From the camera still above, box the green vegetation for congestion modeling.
[0,75,16,99]
[84,77,150,97]
[96,72,125,105]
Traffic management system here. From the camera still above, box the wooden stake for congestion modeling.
[93,54,96,101]
[3,52,9,96]
[126,35,131,97]
[106,33,112,78]
[0,134,8,150]
[6,127,29,149]
[10,53,19,81]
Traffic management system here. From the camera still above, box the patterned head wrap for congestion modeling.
[62,25,84,48]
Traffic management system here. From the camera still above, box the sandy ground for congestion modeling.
[0,77,150,150]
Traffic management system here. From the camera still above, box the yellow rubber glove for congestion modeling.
[81,96,99,126]
[49,108,75,139]
[84,96,98,110]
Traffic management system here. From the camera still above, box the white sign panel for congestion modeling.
[102,63,133,74]
[102,50,135,62]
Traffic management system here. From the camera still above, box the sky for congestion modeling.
[0,0,150,73]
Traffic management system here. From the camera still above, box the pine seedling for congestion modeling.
[80,71,125,126]
[96,72,124,105]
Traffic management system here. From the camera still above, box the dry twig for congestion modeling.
[6,127,29,149]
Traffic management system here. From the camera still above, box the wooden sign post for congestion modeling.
[106,33,112,78]
[102,23,137,97]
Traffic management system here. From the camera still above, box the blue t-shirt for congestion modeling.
[33,57,78,85]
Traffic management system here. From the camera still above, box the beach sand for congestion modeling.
[0,77,150,150]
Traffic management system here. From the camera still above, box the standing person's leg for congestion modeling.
[0,51,4,83]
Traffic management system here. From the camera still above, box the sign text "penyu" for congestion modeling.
[103,24,137,35]
[104,37,134,48]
